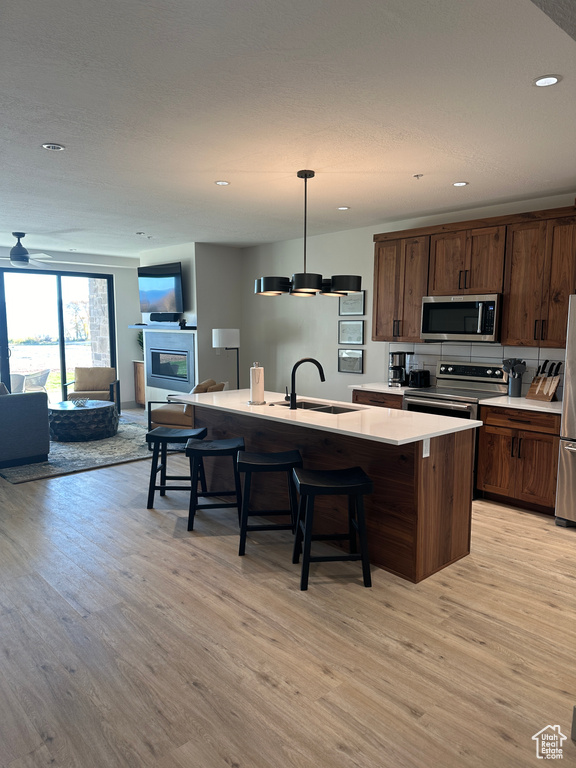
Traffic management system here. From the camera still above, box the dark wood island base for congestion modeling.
[193,407,474,583]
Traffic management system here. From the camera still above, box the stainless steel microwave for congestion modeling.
[421,294,500,342]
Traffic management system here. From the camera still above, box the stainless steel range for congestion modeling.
[402,361,509,419]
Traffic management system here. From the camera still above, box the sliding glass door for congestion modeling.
[0,269,116,402]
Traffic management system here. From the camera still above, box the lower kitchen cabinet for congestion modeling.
[476,406,560,512]
[352,390,403,409]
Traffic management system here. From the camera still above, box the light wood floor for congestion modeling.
[0,447,575,767]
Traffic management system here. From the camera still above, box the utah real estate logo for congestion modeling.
[532,725,567,760]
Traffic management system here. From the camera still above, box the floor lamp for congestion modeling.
[212,329,240,389]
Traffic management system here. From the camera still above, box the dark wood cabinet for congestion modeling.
[501,216,576,347]
[476,406,560,512]
[373,204,576,348]
[352,390,403,409]
[372,236,429,342]
[428,226,505,295]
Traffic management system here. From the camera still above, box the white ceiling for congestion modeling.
[0,0,575,258]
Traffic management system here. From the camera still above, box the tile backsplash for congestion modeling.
[389,342,565,399]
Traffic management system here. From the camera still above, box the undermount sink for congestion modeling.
[308,404,359,414]
[272,400,363,414]
[273,400,324,409]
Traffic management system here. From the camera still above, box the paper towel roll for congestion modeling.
[249,362,265,404]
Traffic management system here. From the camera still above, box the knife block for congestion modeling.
[525,374,560,401]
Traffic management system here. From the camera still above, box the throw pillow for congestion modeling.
[191,379,216,394]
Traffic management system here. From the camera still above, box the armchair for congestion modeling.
[0,389,50,468]
[63,367,121,414]
[24,368,50,393]
[147,379,225,431]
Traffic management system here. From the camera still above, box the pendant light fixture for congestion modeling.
[254,170,362,297]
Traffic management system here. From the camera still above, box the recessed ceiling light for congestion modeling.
[69,248,77,252]
[41,143,65,151]
[533,74,562,87]
[338,206,350,211]
[215,180,230,186]
[453,181,469,187]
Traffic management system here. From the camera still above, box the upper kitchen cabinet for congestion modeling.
[501,216,576,347]
[372,236,429,342]
[428,226,505,295]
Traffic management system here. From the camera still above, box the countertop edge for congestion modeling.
[174,389,482,446]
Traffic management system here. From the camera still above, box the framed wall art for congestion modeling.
[338,348,364,374]
[338,320,364,345]
[338,291,365,316]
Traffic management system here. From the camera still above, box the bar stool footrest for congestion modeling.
[309,554,363,563]
[246,523,294,532]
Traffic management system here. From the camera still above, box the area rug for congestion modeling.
[0,419,154,484]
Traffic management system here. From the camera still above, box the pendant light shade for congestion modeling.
[320,279,345,297]
[291,272,322,293]
[329,275,362,294]
[255,276,291,296]
[254,170,362,297]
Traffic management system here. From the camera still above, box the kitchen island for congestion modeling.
[175,389,482,583]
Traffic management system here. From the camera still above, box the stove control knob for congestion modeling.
[486,369,493,375]
[494,370,502,376]
[440,366,446,372]
[447,366,454,372]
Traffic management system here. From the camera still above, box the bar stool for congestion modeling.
[185,437,245,531]
[146,426,208,509]
[292,466,373,591]
[236,450,303,556]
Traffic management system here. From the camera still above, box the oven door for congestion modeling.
[403,394,478,420]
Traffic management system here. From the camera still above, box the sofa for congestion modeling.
[0,386,50,468]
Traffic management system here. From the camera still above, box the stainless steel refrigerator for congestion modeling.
[556,294,576,526]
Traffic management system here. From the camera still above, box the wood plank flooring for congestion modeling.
[0,447,575,767]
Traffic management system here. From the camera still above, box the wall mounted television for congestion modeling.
[137,262,184,313]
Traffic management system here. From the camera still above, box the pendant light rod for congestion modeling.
[297,170,314,274]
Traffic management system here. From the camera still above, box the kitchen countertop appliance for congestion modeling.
[403,361,508,420]
[555,295,576,527]
[388,351,410,388]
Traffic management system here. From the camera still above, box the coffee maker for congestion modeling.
[388,351,409,387]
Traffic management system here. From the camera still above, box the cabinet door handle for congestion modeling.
[509,417,530,424]
[396,319,401,337]
[511,437,517,458]
[458,270,463,290]
[533,320,540,340]
[393,320,398,337]
[517,438,522,460]
[464,269,469,289]
[540,320,546,340]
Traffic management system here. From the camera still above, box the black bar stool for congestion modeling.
[185,437,245,531]
[146,426,208,509]
[236,450,303,556]
[292,466,373,591]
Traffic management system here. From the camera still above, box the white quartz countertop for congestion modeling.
[478,395,562,414]
[174,389,482,446]
[348,383,406,395]
[350,382,562,414]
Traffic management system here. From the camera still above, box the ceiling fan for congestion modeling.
[0,232,53,267]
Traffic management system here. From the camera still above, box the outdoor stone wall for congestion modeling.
[88,279,111,366]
